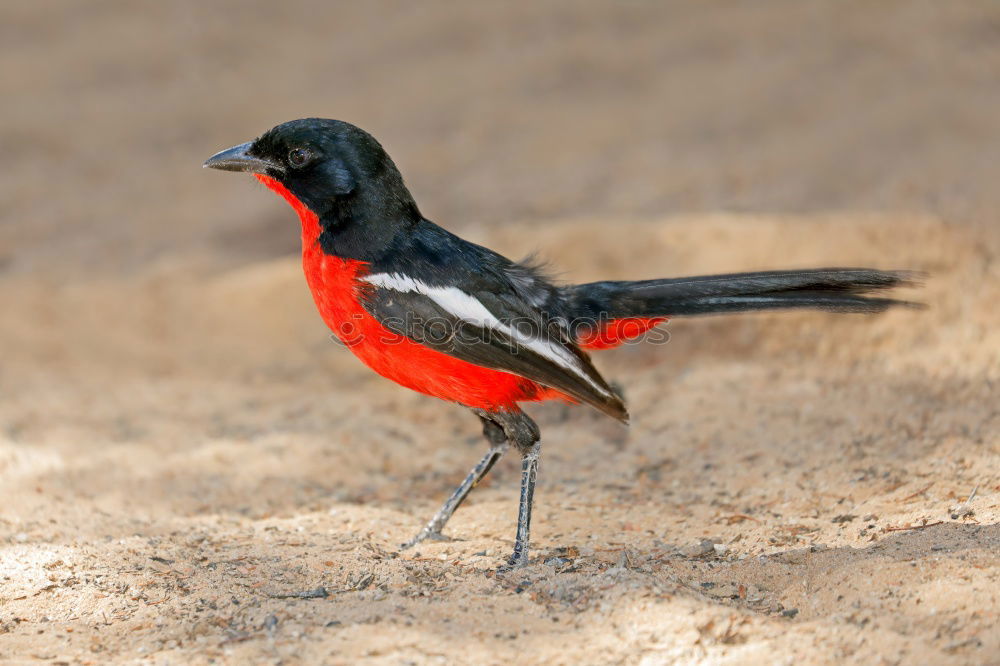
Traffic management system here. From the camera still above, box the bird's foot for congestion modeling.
[400,528,452,551]
[494,547,529,574]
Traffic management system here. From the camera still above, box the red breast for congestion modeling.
[254,174,568,411]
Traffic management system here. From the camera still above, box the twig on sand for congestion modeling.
[950,484,979,519]
[269,586,329,600]
[884,521,944,532]
[964,485,979,505]
[900,483,934,502]
[723,513,761,524]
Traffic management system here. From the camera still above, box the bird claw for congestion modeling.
[400,529,452,551]
[495,549,529,574]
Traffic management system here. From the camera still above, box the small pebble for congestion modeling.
[263,614,278,632]
[681,539,717,557]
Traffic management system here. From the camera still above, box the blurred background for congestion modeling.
[3,0,999,277]
[1,2,998,663]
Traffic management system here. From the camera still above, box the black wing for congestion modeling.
[359,272,628,422]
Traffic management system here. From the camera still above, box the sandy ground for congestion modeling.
[2,2,999,664]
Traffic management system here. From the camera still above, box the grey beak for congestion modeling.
[203,141,284,174]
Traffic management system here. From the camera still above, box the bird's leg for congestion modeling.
[503,440,541,570]
[474,409,541,571]
[401,445,506,549]
[401,416,509,550]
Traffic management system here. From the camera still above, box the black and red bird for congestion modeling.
[205,118,914,568]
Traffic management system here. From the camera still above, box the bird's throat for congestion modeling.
[255,174,323,249]
[254,174,372,350]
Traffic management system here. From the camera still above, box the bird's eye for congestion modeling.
[287,148,312,168]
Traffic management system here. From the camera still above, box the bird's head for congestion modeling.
[204,118,419,223]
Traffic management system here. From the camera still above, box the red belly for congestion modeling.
[257,175,565,411]
[303,248,565,410]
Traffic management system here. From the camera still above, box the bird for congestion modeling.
[204,118,915,569]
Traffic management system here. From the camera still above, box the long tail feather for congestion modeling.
[564,268,921,321]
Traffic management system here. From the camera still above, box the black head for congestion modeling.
[204,118,420,225]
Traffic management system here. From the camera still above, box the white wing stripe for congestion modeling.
[362,272,611,397]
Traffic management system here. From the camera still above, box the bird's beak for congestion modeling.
[203,141,284,174]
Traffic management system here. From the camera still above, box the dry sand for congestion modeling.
[1,214,996,664]
[2,2,998,664]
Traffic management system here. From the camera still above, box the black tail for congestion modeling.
[563,268,920,321]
